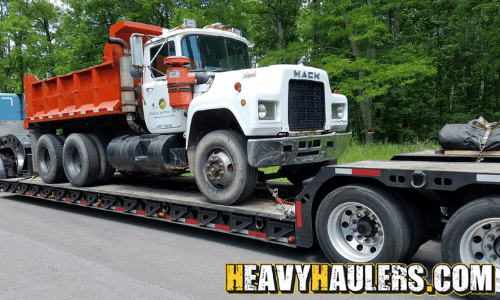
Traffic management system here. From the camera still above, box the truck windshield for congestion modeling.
[181,35,250,71]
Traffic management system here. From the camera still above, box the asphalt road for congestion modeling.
[0,193,462,300]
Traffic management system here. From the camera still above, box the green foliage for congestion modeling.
[337,139,439,163]
[1,0,500,144]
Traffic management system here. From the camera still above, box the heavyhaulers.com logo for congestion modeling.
[226,263,496,296]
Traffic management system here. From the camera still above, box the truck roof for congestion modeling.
[147,27,252,46]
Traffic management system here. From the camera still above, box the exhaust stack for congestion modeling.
[108,37,145,134]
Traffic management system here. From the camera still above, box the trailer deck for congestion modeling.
[340,159,500,173]
[0,175,301,247]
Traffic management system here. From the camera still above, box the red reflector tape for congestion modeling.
[296,201,302,228]
[166,215,172,220]
[27,192,32,195]
[65,198,71,202]
[215,224,230,231]
[136,210,147,215]
[80,201,87,205]
[352,169,380,176]
[185,219,199,225]
[336,168,380,176]
[249,230,266,238]
[115,207,124,211]
[17,190,22,194]
[39,194,44,197]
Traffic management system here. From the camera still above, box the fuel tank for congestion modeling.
[107,134,187,174]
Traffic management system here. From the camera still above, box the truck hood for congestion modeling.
[202,64,331,98]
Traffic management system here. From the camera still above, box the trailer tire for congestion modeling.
[88,134,115,184]
[63,133,100,187]
[315,184,411,263]
[36,134,66,183]
[397,197,425,261]
[441,196,500,299]
[194,130,258,205]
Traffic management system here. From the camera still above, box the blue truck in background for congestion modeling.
[0,93,25,120]
[0,93,27,134]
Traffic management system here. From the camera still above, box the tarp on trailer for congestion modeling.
[438,118,500,151]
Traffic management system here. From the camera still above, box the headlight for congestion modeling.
[337,105,344,118]
[332,104,345,119]
[258,101,277,120]
[258,104,267,119]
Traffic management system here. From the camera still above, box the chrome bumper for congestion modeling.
[247,132,352,168]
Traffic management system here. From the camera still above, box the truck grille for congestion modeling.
[288,79,326,131]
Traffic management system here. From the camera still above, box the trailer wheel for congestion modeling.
[88,134,115,184]
[441,196,500,298]
[36,134,66,183]
[194,130,258,205]
[63,133,100,187]
[315,184,410,263]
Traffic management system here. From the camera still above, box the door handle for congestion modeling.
[146,88,154,91]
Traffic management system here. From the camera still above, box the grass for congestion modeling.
[184,140,440,182]
[337,140,439,164]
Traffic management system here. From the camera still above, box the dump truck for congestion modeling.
[10,19,349,205]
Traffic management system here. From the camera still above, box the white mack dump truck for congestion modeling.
[5,19,350,206]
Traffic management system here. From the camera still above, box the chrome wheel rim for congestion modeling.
[459,218,500,289]
[327,202,384,262]
[204,148,234,189]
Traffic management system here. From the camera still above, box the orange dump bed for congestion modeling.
[23,21,163,129]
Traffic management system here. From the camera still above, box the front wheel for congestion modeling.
[194,130,258,205]
[441,196,500,299]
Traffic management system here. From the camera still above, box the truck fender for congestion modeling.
[185,107,246,173]
[186,106,247,148]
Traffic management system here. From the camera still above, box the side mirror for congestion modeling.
[130,66,143,79]
[130,36,144,66]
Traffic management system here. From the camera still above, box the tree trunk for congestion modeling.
[360,96,373,143]
[343,13,373,143]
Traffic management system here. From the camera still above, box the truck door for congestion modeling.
[142,39,184,133]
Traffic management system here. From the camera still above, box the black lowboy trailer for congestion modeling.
[2,150,500,298]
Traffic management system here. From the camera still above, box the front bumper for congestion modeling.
[247,132,352,168]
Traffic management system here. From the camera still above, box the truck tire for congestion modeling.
[441,196,500,299]
[284,160,336,186]
[194,130,258,205]
[62,133,100,187]
[88,134,115,184]
[36,134,66,183]
[315,184,411,263]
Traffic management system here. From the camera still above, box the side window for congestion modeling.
[150,41,176,77]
